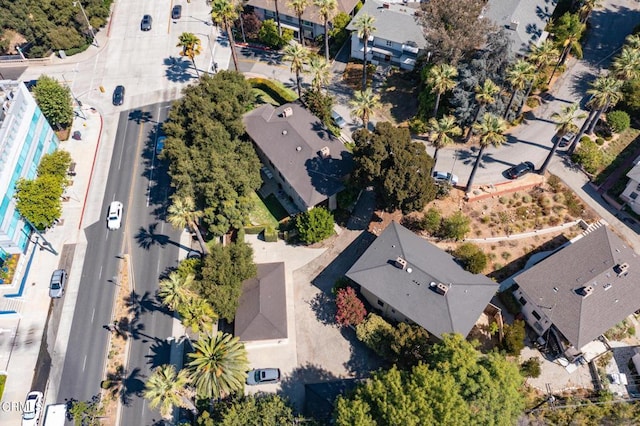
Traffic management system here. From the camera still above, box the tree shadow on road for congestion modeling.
[128,109,154,125]
[147,339,172,369]
[165,56,196,83]
[125,290,164,319]
[103,365,146,406]
[134,223,191,252]
[277,362,339,411]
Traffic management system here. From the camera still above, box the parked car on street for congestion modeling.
[21,390,43,426]
[432,171,459,185]
[49,270,67,298]
[559,132,575,148]
[505,161,535,179]
[172,5,182,19]
[107,201,123,230]
[246,368,281,385]
[330,110,347,128]
[141,14,153,31]
[155,136,166,155]
[112,85,125,106]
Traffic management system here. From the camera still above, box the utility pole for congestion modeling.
[74,1,99,47]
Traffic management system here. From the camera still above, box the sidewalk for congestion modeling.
[0,106,103,424]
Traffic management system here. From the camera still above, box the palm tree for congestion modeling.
[283,42,308,97]
[308,55,331,92]
[167,196,209,255]
[625,34,640,50]
[211,0,240,71]
[353,13,376,92]
[465,113,507,192]
[273,0,283,36]
[549,13,585,73]
[158,272,194,311]
[568,76,624,154]
[186,331,249,399]
[426,115,462,166]
[288,0,309,45]
[144,364,193,420]
[349,88,380,130]
[177,32,202,78]
[578,0,602,23]
[539,103,586,174]
[427,64,458,118]
[522,40,559,116]
[465,78,500,141]
[314,0,337,62]
[177,296,217,334]
[612,46,640,81]
[503,59,535,120]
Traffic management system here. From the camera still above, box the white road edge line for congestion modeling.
[91,308,95,324]
[82,355,87,372]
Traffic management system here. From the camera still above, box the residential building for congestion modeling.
[346,0,426,70]
[245,0,359,41]
[243,103,353,213]
[235,262,288,345]
[0,81,59,259]
[513,225,640,356]
[620,160,640,214]
[346,221,499,339]
[483,0,556,56]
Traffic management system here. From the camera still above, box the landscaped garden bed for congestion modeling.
[0,254,20,285]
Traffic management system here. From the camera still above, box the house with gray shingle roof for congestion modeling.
[346,0,427,71]
[620,160,640,214]
[513,226,640,353]
[346,221,499,339]
[235,262,288,344]
[483,0,557,56]
[243,103,353,212]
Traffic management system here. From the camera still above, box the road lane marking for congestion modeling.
[99,266,103,278]
[91,308,95,324]
[117,118,130,170]
[82,355,87,371]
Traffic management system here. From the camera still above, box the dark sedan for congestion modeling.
[172,5,182,19]
[505,161,535,179]
[141,14,153,31]
[112,85,125,106]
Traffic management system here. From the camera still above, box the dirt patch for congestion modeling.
[378,71,419,126]
[342,62,375,91]
[0,30,27,54]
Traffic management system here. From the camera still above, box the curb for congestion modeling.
[79,108,104,230]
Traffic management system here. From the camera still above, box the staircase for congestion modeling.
[0,297,23,317]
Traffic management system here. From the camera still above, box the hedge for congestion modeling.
[244,225,266,235]
[264,226,278,242]
[248,77,298,105]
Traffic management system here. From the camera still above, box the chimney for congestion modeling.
[382,2,390,8]
[614,262,629,276]
[394,257,407,270]
[577,286,594,298]
[282,107,293,117]
[320,146,330,159]
[509,21,519,30]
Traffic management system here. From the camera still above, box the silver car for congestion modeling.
[49,269,67,298]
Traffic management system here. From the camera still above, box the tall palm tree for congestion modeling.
[187,331,249,399]
[349,88,380,130]
[539,103,586,174]
[578,0,602,23]
[612,46,640,81]
[353,13,376,92]
[167,196,209,255]
[283,42,308,97]
[503,60,535,120]
[144,364,193,420]
[177,32,203,78]
[273,0,283,36]
[426,115,462,166]
[549,13,585,70]
[308,54,331,92]
[625,34,640,50]
[522,40,559,116]
[314,0,337,62]
[211,0,240,71]
[568,76,623,154]
[177,296,217,334]
[427,64,458,118]
[288,0,309,45]
[466,113,507,192]
[158,272,194,311]
[465,78,500,141]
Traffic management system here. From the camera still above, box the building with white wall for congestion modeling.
[0,80,59,258]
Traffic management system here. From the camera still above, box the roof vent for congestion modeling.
[406,267,412,274]
[282,107,293,117]
[509,21,519,30]
[296,146,302,152]
[577,286,594,298]
[433,283,449,296]
[282,130,288,135]
[614,263,629,276]
[320,146,330,159]
[394,257,407,270]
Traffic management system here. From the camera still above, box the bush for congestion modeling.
[332,276,351,295]
[562,189,583,217]
[572,138,604,174]
[258,19,293,49]
[502,319,526,356]
[247,77,298,104]
[607,110,630,133]
[0,374,5,400]
[355,313,394,358]
[244,225,266,235]
[520,357,542,378]
[441,211,470,241]
[263,226,278,242]
[453,243,488,274]
[595,137,605,146]
[420,207,442,235]
[335,286,367,327]
[295,207,335,244]
[302,88,334,125]
[498,290,521,315]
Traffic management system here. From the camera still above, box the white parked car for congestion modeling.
[107,201,123,230]
[21,391,43,426]
[246,368,281,385]
[432,171,459,186]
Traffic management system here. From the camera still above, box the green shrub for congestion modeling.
[520,357,542,378]
[295,207,335,244]
[596,137,605,146]
[258,19,293,49]
[453,243,487,273]
[244,225,266,235]
[0,374,5,400]
[263,226,278,242]
[441,211,470,241]
[572,138,604,174]
[498,290,521,315]
[409,117,428,134]
[332,276,352,295]
[355,313,394,358]
[502,319,526,356]
[607,110,630,133]
[421,207,442,235]
[547,174,561,192]
[248,77,298,104]
[562,189,583,217]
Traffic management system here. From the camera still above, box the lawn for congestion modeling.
[248,192,289,228]
[0,374,6,400]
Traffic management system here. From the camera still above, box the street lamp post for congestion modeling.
[74,1,99,47]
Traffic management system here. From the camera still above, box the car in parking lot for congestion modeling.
[559,132,575,148]
[172,5,182,19]
[112,85,125,106]
[107,201,123,230]
[330,110,347,128]
[505,161,535,179]
[141,14,153,31]
[49,269,67,298]
[432,171,459,185]
[246,368,281,385]
[21,390,43,426]
[155,136,166,155]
